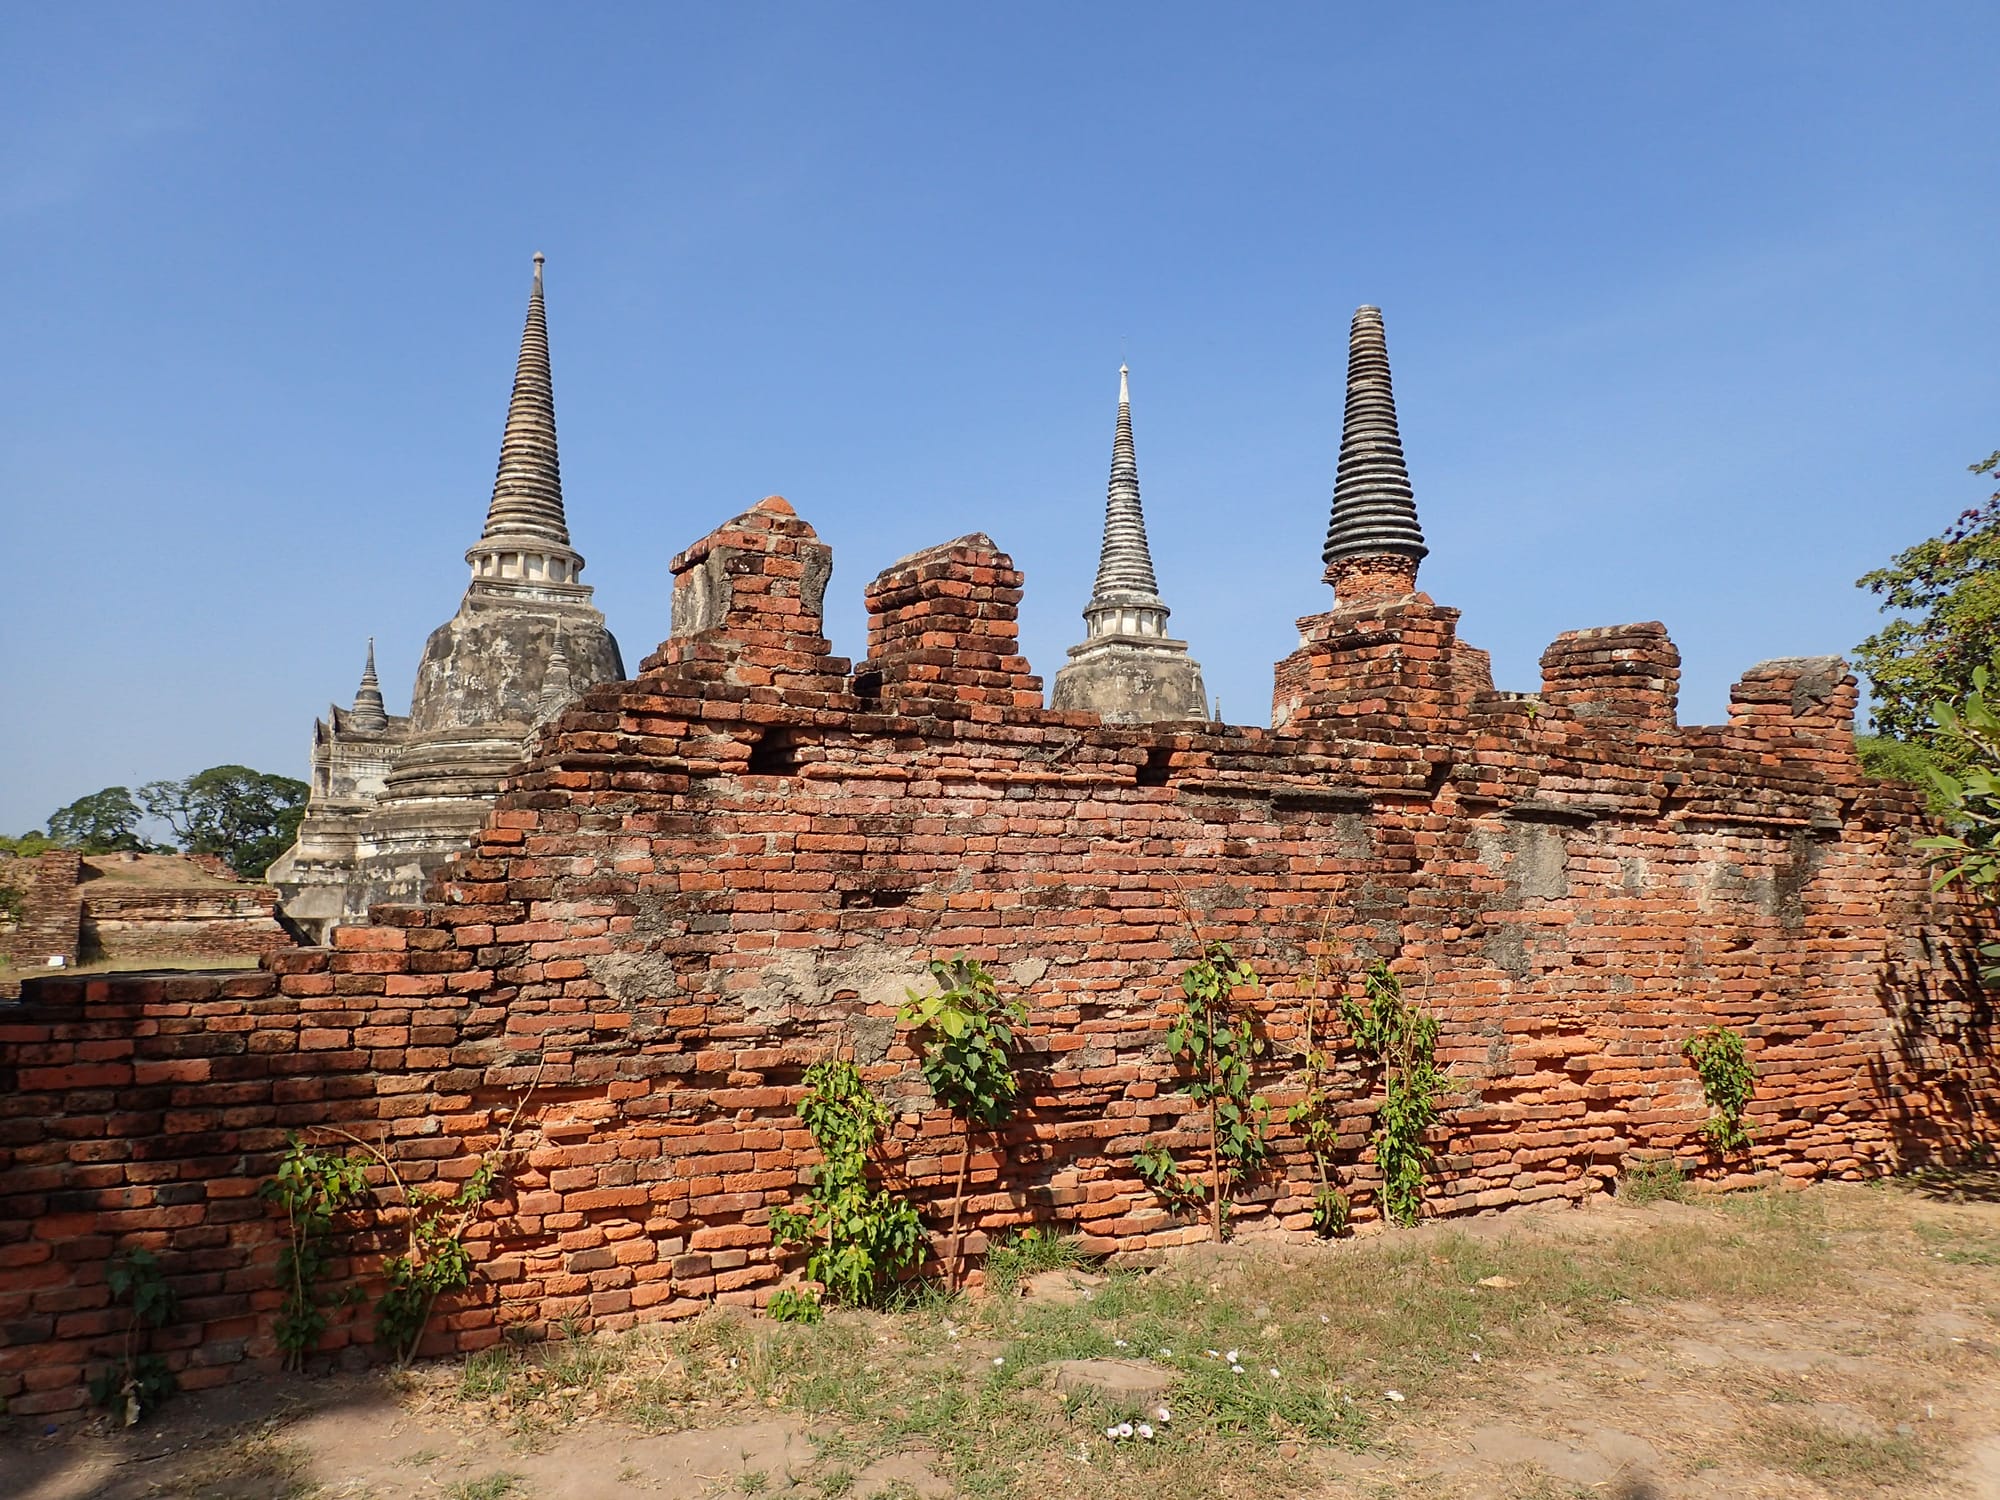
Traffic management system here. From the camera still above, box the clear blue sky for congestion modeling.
[3,5,1995,834]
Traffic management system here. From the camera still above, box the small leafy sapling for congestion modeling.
[89,1248,177,1425]
[261,1135,372,1371]
[1287,916,1352,1237]
[1143,939,1270,1241]
[770,1057,924,1308]
[1681,1025,1756,1152]
[898,955,1026,1290]
[1340,962,1445,1228]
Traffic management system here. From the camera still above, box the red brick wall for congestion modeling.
[2,498,1992,1422]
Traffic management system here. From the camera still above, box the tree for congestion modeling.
[45,787,151,853]
[1855,450,2000,771]
[1913,656,2000,985]
[139,766,310,878]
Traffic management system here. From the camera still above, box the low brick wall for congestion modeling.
[79,886,295,963]
[2,498,1993,1423]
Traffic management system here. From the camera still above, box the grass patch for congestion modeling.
[1757,1414,1932,1489]
[442,1474,524,1500]
[422,1189,1854,1500]
[984,1228,1091,1297]
[1913,1218,2000,1266]
[1618,1157,1690,1205]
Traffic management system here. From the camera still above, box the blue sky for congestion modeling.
[3,5,1995,833]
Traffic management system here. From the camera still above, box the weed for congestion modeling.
[769,1286,825,1322]
[983,1227,1088,1296]
[1341,962,1447,1226]
[442,1474,524,1500]
[900,955,1028,1288]
[771,1057,924,1307]
[1619,1157,1691,1205]
[739,1470,770,1495]
[817,1467,856,1497]
[1141,939,1272,1240]
[261,1136,370,1372]
[87,1247,178,1425]
[1683,1025,1756,1152]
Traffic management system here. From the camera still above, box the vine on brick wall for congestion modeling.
[898,955,1026,1291]
[770,1056,924,1312]
[1341,962,1446,1228]
[267,1066,540,1369]
[1682,1025,1756,1151]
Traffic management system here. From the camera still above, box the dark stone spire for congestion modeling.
[1322,306,1428,599]
[479,253,570,548]
[1090,365,1163,605]
[349,638,388,731]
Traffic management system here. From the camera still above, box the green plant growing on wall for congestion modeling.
[770,1057,924,1308]
[1682,1025,1756,1152]
[1287,921,1352,1237]
[88,1248,177,1425]
[1139,939,1270,1242]
[898,955,1027,1291]
[1340,962,1446,1228]
[372,1156,504,1366]
[1131,1140,1204,1220]
[261,1135,372,1371]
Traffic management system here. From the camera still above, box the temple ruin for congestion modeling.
[2,300,1993,1423]
[268,256,623,940]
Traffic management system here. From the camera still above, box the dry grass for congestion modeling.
[401,1186,1926,1499]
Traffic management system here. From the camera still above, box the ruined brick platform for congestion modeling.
[2,497,1992,1420]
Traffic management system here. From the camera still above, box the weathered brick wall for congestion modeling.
[2,496,1993,1422]
[0,849,84,983]
[79,886,296,962]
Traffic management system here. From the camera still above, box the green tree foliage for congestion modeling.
[1914,656,2000,985]
[140,765,309,877]
[46,786,152,853]
[0,831,57,857]
[1855,450,2000,767]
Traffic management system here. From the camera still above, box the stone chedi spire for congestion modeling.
[1050,365,1208,724]
[1322,305,1428,604]
[269,254,624,942]
[348,638,389,732]
[466,253,587,594]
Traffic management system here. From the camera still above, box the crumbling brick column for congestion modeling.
[856,533,1044,718]
[1539,622,1681,729]
[638,496,849,695]
[1270,594,1471,736]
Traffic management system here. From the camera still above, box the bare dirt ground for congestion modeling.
[8,1176,2000,1500]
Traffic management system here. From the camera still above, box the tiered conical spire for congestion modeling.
[479,254,571,548]
[1051,363,1208,723]
[1089,365,1164,606]
[349,639,388,731]
[1321,306,1428,575]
